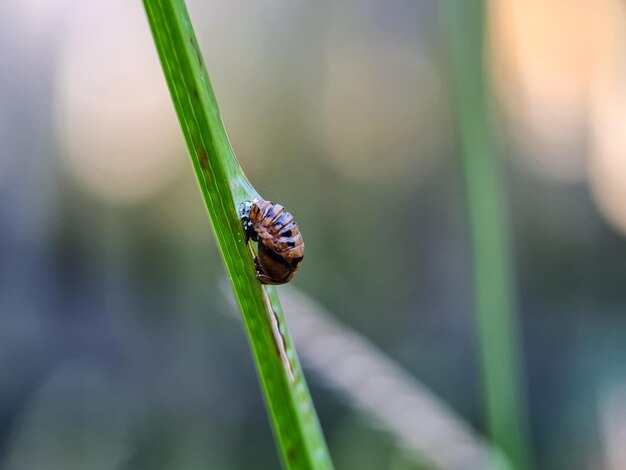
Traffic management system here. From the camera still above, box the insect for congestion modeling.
[239,198,304,285]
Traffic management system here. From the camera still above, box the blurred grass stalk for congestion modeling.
[142,1,333,468]
[443,1,532,468]
[279,287,513,470]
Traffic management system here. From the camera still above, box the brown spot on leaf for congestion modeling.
[287,447,297,462]
[197,147,210,174]
[191,87,200,101]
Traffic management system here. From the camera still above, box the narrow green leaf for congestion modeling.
[443,1,532,469]
[142,1,334,468]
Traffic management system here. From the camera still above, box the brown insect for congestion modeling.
[240,198,304,285]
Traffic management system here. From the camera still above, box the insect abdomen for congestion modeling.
[241,197,304,284]
[251,199,304,260]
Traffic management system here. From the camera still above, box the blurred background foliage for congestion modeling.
[2,0,626,469]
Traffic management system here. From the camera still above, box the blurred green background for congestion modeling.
[2,0,626,469]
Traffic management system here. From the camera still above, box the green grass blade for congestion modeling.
[443,1,532,468]
[142,1,334,468]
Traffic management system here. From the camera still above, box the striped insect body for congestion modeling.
[240,198,304,285]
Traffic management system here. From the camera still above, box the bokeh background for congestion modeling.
[2,1,626,469]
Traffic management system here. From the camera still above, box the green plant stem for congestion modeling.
[443,1,532,468]
[142,1,333,468]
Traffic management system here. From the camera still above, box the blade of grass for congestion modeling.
[142,1,333,468]
[443,1,532,468]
